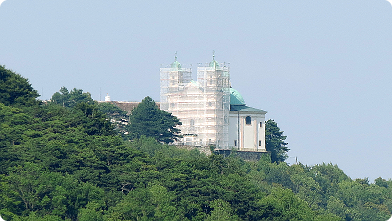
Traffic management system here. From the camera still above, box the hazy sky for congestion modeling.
[1,0,392,181]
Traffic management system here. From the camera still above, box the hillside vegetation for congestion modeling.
[0,65,391,221]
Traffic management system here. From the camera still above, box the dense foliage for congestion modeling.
[51,87,94,108]
[96,102,129,135]
[126,96,182,144]
[0,66,39,107]
[265,119,289,163]
[1,67,391,220]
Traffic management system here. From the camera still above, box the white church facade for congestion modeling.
[160,55,267,152]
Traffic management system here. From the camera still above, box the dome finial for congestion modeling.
[209,50,219,68]
[171,52,181,69]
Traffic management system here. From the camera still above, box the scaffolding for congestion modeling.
[159,59,192,111]
[160,57,230,149]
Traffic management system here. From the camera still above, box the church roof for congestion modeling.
[230,88,246,105]
[230,105,267,114]
[229,88,267,113]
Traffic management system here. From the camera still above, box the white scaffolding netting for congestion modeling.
[160,61,230,149]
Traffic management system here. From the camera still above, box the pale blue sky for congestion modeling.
[1,0,392,181]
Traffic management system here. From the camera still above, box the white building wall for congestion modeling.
[228,114,239,148]
[258,119,266,151]
[244,119,254,148]
[228,112,266,152]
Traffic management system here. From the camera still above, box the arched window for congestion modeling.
[190,119,195,126]
[246,116,251,125]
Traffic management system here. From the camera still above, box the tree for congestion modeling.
[205,199,240,221]
[127,96,182,144]
[265,119,289,163]
[0,103,33,173]
[51,87,93,107]
[97,102,129,135]
[257,187,317,220]
[0,65,39,107]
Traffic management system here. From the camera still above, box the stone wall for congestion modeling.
[175,145,212,156]
[214,149,270,161]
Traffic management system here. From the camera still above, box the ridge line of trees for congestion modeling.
[1,65,391,221]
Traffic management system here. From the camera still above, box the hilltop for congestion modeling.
[1,65,391,220]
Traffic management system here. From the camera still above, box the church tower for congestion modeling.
[160,55,192,111]
[160,54,230,148]
[196,54,230,148]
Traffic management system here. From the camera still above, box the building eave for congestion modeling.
[229,105,267,114]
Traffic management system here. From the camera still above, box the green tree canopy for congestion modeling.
[97,102,127,118]
[0,65,39,107]
[265,119,289,163]
[97,102,129,135]
[127,96,182,144]
[3,67,392,221]
[51,87,93,107]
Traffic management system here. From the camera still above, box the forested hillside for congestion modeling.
[1,65,391,221]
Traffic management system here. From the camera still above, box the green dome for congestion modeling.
[209,53,219,68]
[171,55,181,69]
[171,60,181,69]
[230,88,245,105]
[209,59,219,68]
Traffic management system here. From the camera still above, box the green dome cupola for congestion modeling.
[209,52,219,68]
[230,88,245,105]
[171,53,181,69]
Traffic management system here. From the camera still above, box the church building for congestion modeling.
[160,55,267,152]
